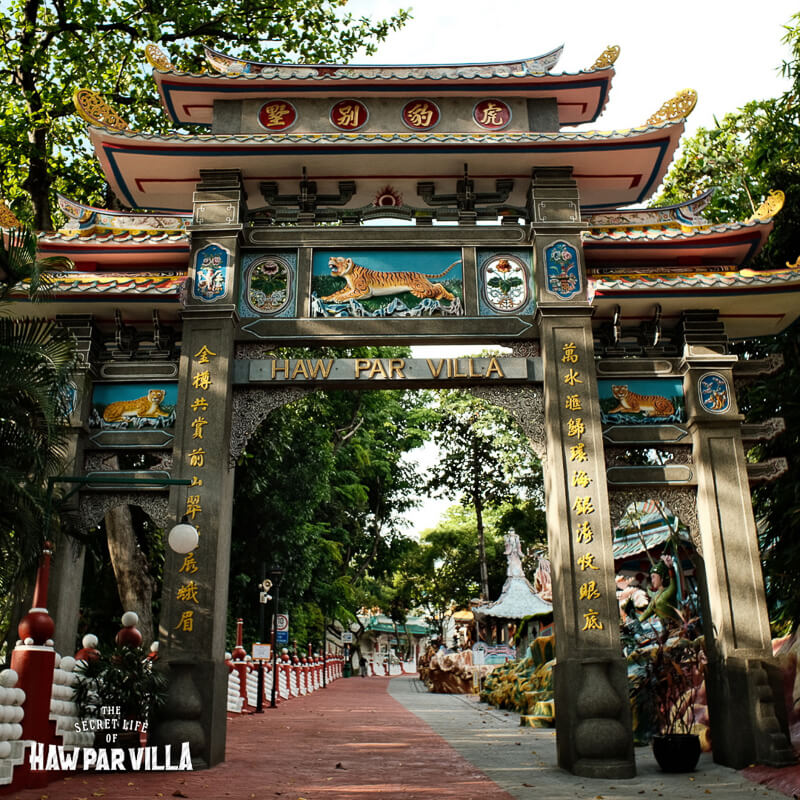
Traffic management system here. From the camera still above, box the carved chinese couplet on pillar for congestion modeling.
[543,318,635,779]
[172,343,218,636]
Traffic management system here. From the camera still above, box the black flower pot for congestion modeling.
[652,733,701,773]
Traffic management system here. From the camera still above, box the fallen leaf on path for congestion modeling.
[172,792,188,798]
[335,762,346,769]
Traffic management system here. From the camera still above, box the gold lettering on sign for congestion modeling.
[271,360,289,379]
[354,359,372,378]
[307,359,334,379]
[368,360,389,379]
[426,359,446,378]
[291,361,309,380]
[485,357,504,378]
[388,359,406,378]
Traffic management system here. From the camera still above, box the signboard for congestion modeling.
[341,632,353,644]
[276,613,289,632]
[252,643,271,660]
[233,356,542,387]
[276,631,289,645]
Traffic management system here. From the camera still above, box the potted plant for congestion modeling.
[74,644,167,750]
[630,624,706,772]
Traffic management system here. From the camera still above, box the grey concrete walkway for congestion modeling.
[389,676,781,800]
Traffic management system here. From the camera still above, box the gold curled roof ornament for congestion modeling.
[590,45,620,70]
[0,201,21,229]
[145,43,173,72]
[747,189,785,223]
[646,89,698,126]
[787,256,800,269]
[73,89,130,131]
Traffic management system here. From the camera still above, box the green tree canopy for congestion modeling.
[658,13,800,630]
[0,0,409,229]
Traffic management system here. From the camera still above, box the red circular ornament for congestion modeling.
[330,99,368,131]
[401,99,440,130]
[258,100,297,131]
[18,609,55,646]
[473,99,512,130]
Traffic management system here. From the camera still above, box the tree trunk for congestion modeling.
[472,440,490,600]
[104,504,155,647]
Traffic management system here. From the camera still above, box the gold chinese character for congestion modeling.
[575,521,594,544]
[185,495,202,520]
[192,416,208,439]
[179,553,199,574]
[479,102,503,125]
[174,610,194,632]
[565,394,582,412]
[262,101,292,127]
[579,580,601,600]
[561,342,579,363]
[193,345,217,364]
[190,475,203,487]
[336,103,361,127]
[189,448,206,468]
[573,496,595,515]
[563,368,583,387]
[406,101,435,127]
[192,370,212,391]
[567,417,585,438]
[577,552,600,571]
[582,609,604,631]
[571,470,591,488]
[569,442,589,463]
[176,581,200,603]
[191,397,209,412]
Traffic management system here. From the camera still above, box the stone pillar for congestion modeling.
[682,337,794,768]
[152,170,244,767]
[48,315,102,655]
[532,167,635,778]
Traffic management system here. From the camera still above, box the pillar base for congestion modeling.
[707,655,795,769]
[554,656,636,778]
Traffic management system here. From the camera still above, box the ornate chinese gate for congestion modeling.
[31,42,799,778]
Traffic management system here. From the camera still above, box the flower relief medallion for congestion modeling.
[482,254,529,312]
[246,255,291,314]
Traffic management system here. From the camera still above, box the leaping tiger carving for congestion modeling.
[321,257,458,303]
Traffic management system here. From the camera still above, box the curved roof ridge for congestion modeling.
[201,43,566,78]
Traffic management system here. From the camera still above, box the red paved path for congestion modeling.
[10,677,513,800]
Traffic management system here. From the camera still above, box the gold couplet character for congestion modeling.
[174,611,194,632]
[192,370,212,391]
[577,552,600,571]
[569,442,589,462]
[582,609,604,631]
[567,417,585,438]
[191,397,209,412]
[565,394,582,412]
[571,470,591,488]
[193,345,217,364]
[479,102,503,125]
[579,580,601,600]
[561,342,579,363]
[185,495,202,519]
[563,368,582,387]
[337,103,361,127]
[176,581,200,603]
[191,416,208,439]
[179,553,199,574]
[189,448,206,468]
[575,521,594,544]
[573,496,595,515]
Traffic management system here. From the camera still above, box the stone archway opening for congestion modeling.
[225,370,548,661]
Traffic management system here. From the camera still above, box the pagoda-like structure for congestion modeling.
[4,40,798,777]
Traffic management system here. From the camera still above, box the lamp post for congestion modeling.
[269,564,283,708]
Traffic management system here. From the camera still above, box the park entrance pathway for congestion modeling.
[7,675,794,799]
